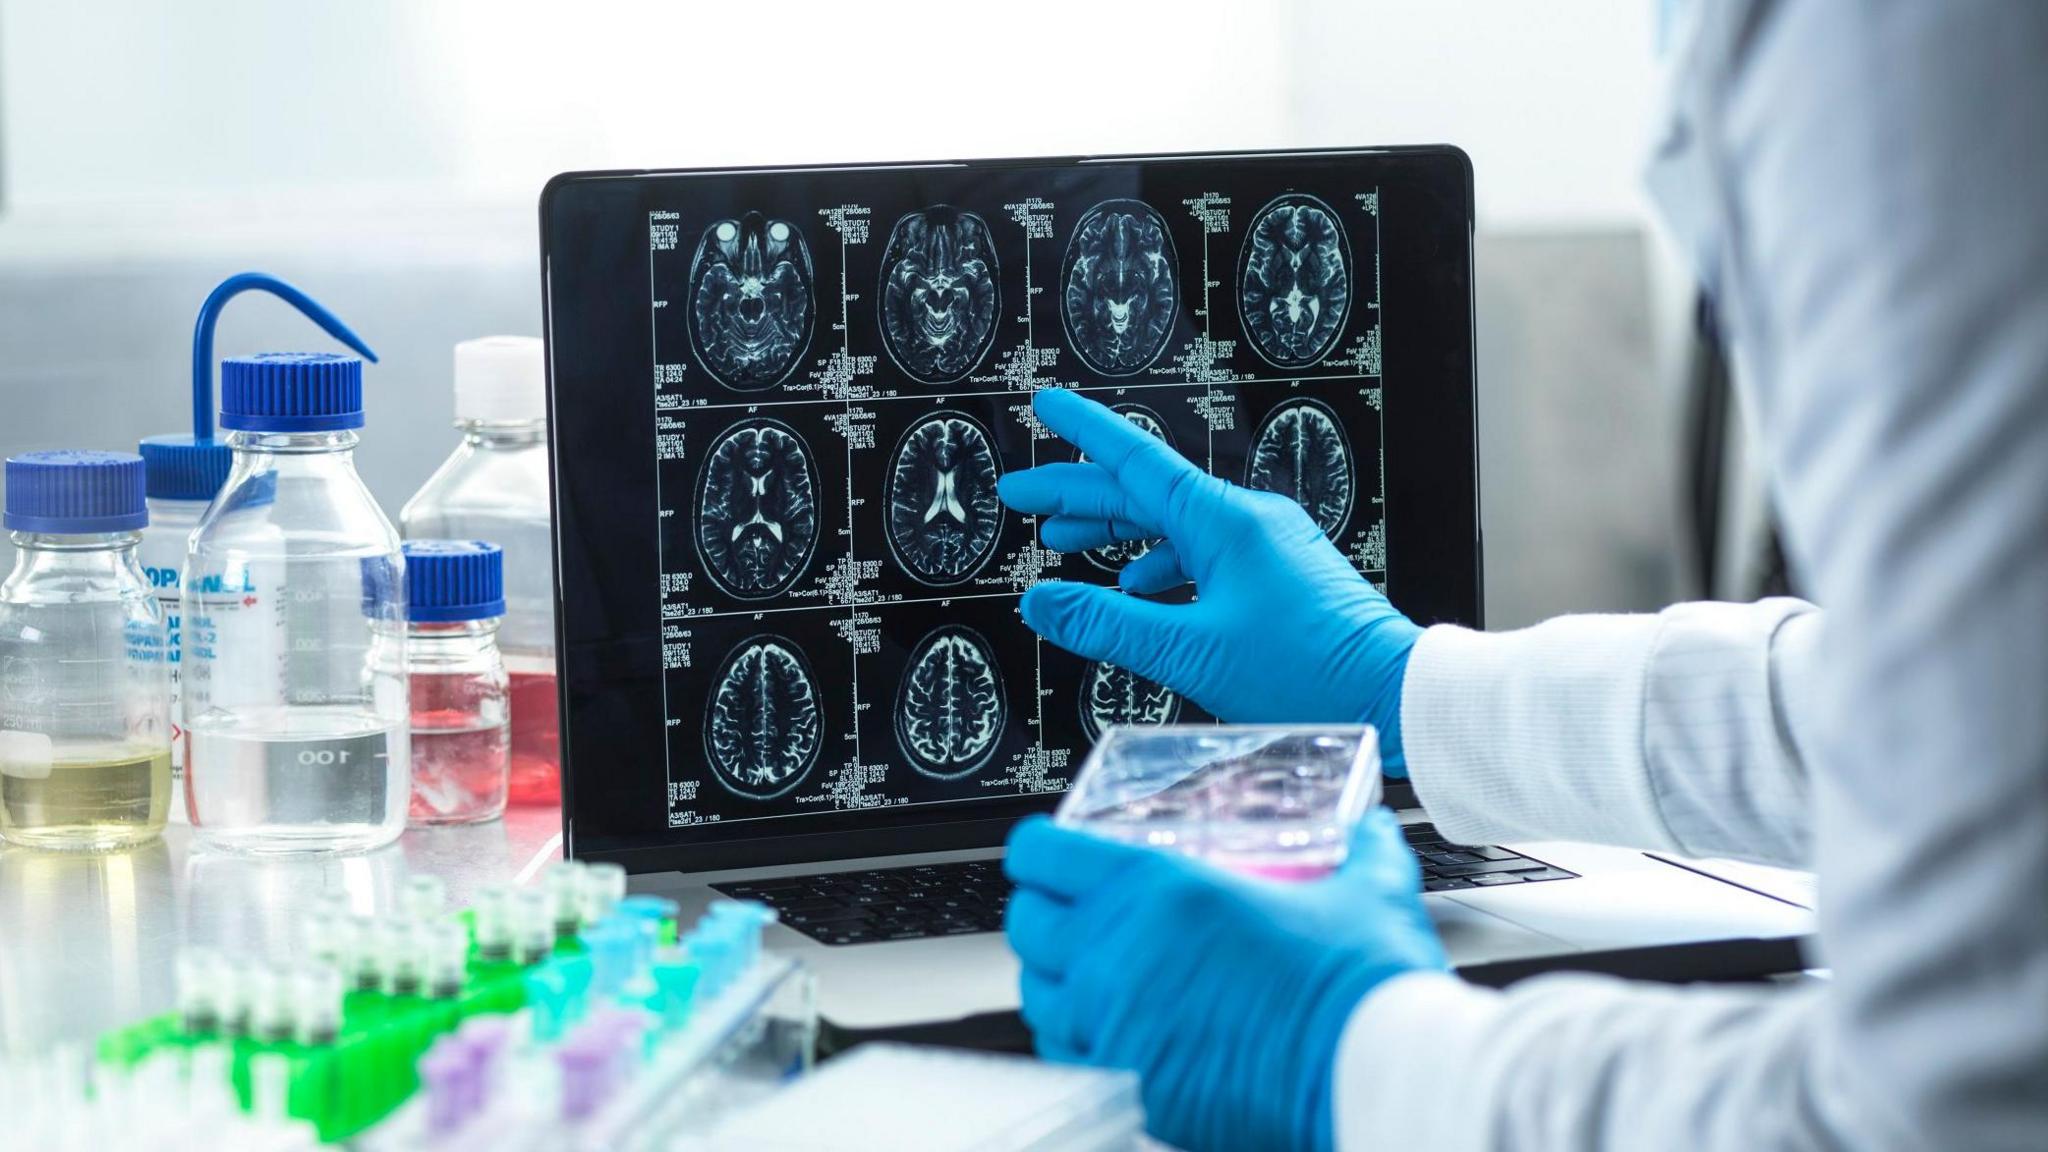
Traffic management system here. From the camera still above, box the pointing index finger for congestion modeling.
[1032,389,1208,533]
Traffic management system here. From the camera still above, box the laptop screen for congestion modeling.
[543,148,1477,873]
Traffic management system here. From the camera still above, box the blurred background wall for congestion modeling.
[0,0,1692,628]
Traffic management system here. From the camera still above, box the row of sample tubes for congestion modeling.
[373,868,787,1148]
[469,860,632,966]
[73,859,665,1147]
[65,857,788,1150]
[175,874,481,1045]
[3,1044,324,1152]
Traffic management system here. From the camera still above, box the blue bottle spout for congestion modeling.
[190,272,378,442]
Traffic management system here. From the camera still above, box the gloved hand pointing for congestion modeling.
[1001,387,1424,771]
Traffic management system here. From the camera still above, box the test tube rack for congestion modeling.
[363,949,812,1151]
[78,861,814,1147]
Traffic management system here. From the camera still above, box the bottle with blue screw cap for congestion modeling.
[0,450,172,851]
[181,292,411,854]
[139,273,377,800]
[381,540,510,826]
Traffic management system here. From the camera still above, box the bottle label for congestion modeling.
[184,564,288,715]
[145,565,184,770]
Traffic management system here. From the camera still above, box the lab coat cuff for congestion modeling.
[1332,970,1504,1150]
[1400,617,1679,851]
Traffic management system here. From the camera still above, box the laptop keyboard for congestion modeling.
[716,823,1577,946]
[714,858,1012,947]
[1405,822,1578,892]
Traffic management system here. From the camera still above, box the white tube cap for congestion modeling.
[453,336,546,424]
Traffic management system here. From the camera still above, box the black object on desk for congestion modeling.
[822,934,1817,1060]
[1456,934,1815,989]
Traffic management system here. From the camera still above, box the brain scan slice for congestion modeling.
[879,206,1001,384]
[694,419,821,599]
[1079,660,1181,743]
[1061,199,1179,376]
[705,636,824,799]
[1239,195,1352,367]
[1245,398,1356,539]
[884,411,1003,585]
[895,626,1007,778]
[688,212,815,390]
[1078,405,1175,570]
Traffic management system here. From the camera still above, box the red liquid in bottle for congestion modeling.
[411,711,511,824]
[410,668,510,824]
[507,669,561,805]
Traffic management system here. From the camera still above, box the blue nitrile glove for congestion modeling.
[1005,810,1447,1152]
[1001,387,1424,774]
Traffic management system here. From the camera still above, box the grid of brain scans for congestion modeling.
[647,165,1388,829]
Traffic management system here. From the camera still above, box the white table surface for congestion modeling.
[0,804,564,1058]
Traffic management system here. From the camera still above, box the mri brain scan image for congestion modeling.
[885,412,1003,585]
[1061,199,1179,375]
[879,206,1001,384]
[1245,398,1356,539]
[705,636,823,799]
[694,419,820,599]
[1077,405,1175,571]
[895,626,1006,778]
[688,212,815,390]
[1079,660,1181,743]
[1239,195,1352,367]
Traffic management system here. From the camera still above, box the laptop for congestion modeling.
[539,147,1812,1031]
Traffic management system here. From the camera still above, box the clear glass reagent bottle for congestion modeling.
[386,539,509,825]
[142,271,380,818]
[0,451,171,851]
[401,336,558,806]
[182,352,410,853]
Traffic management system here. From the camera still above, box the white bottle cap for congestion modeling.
[453,336,546,424]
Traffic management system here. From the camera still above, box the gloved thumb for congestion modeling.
[1019,581,1188,686]
[1336,808,1424,893]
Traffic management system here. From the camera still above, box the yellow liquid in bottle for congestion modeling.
[0,747,171,852]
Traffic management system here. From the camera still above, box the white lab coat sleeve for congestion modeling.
[1400,600,1822,866]
[1335,3,2048,1150]
[1332,972,1850,1150]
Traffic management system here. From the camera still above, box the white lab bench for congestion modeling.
[0,806,564,1058]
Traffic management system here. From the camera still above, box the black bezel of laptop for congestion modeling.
[540,146,1478,875]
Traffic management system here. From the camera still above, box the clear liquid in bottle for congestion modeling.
[183,705,403,852]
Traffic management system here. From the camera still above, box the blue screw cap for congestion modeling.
[136,434,233,502]
[404,540,506,622]
[5,451,149,534]
[219,352,365,433]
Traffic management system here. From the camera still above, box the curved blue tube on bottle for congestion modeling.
[189,271,378,441]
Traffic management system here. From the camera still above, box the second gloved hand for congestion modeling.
[1001,388,1424,771]
[1005,810,1448,1152]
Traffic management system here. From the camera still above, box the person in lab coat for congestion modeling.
[997,4,2048,1150]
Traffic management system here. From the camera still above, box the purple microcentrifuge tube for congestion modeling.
[458,1018,510,1113]
[555,1033,614,1122]
[420,1042,475,1135]
[595,1006,650,1063]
